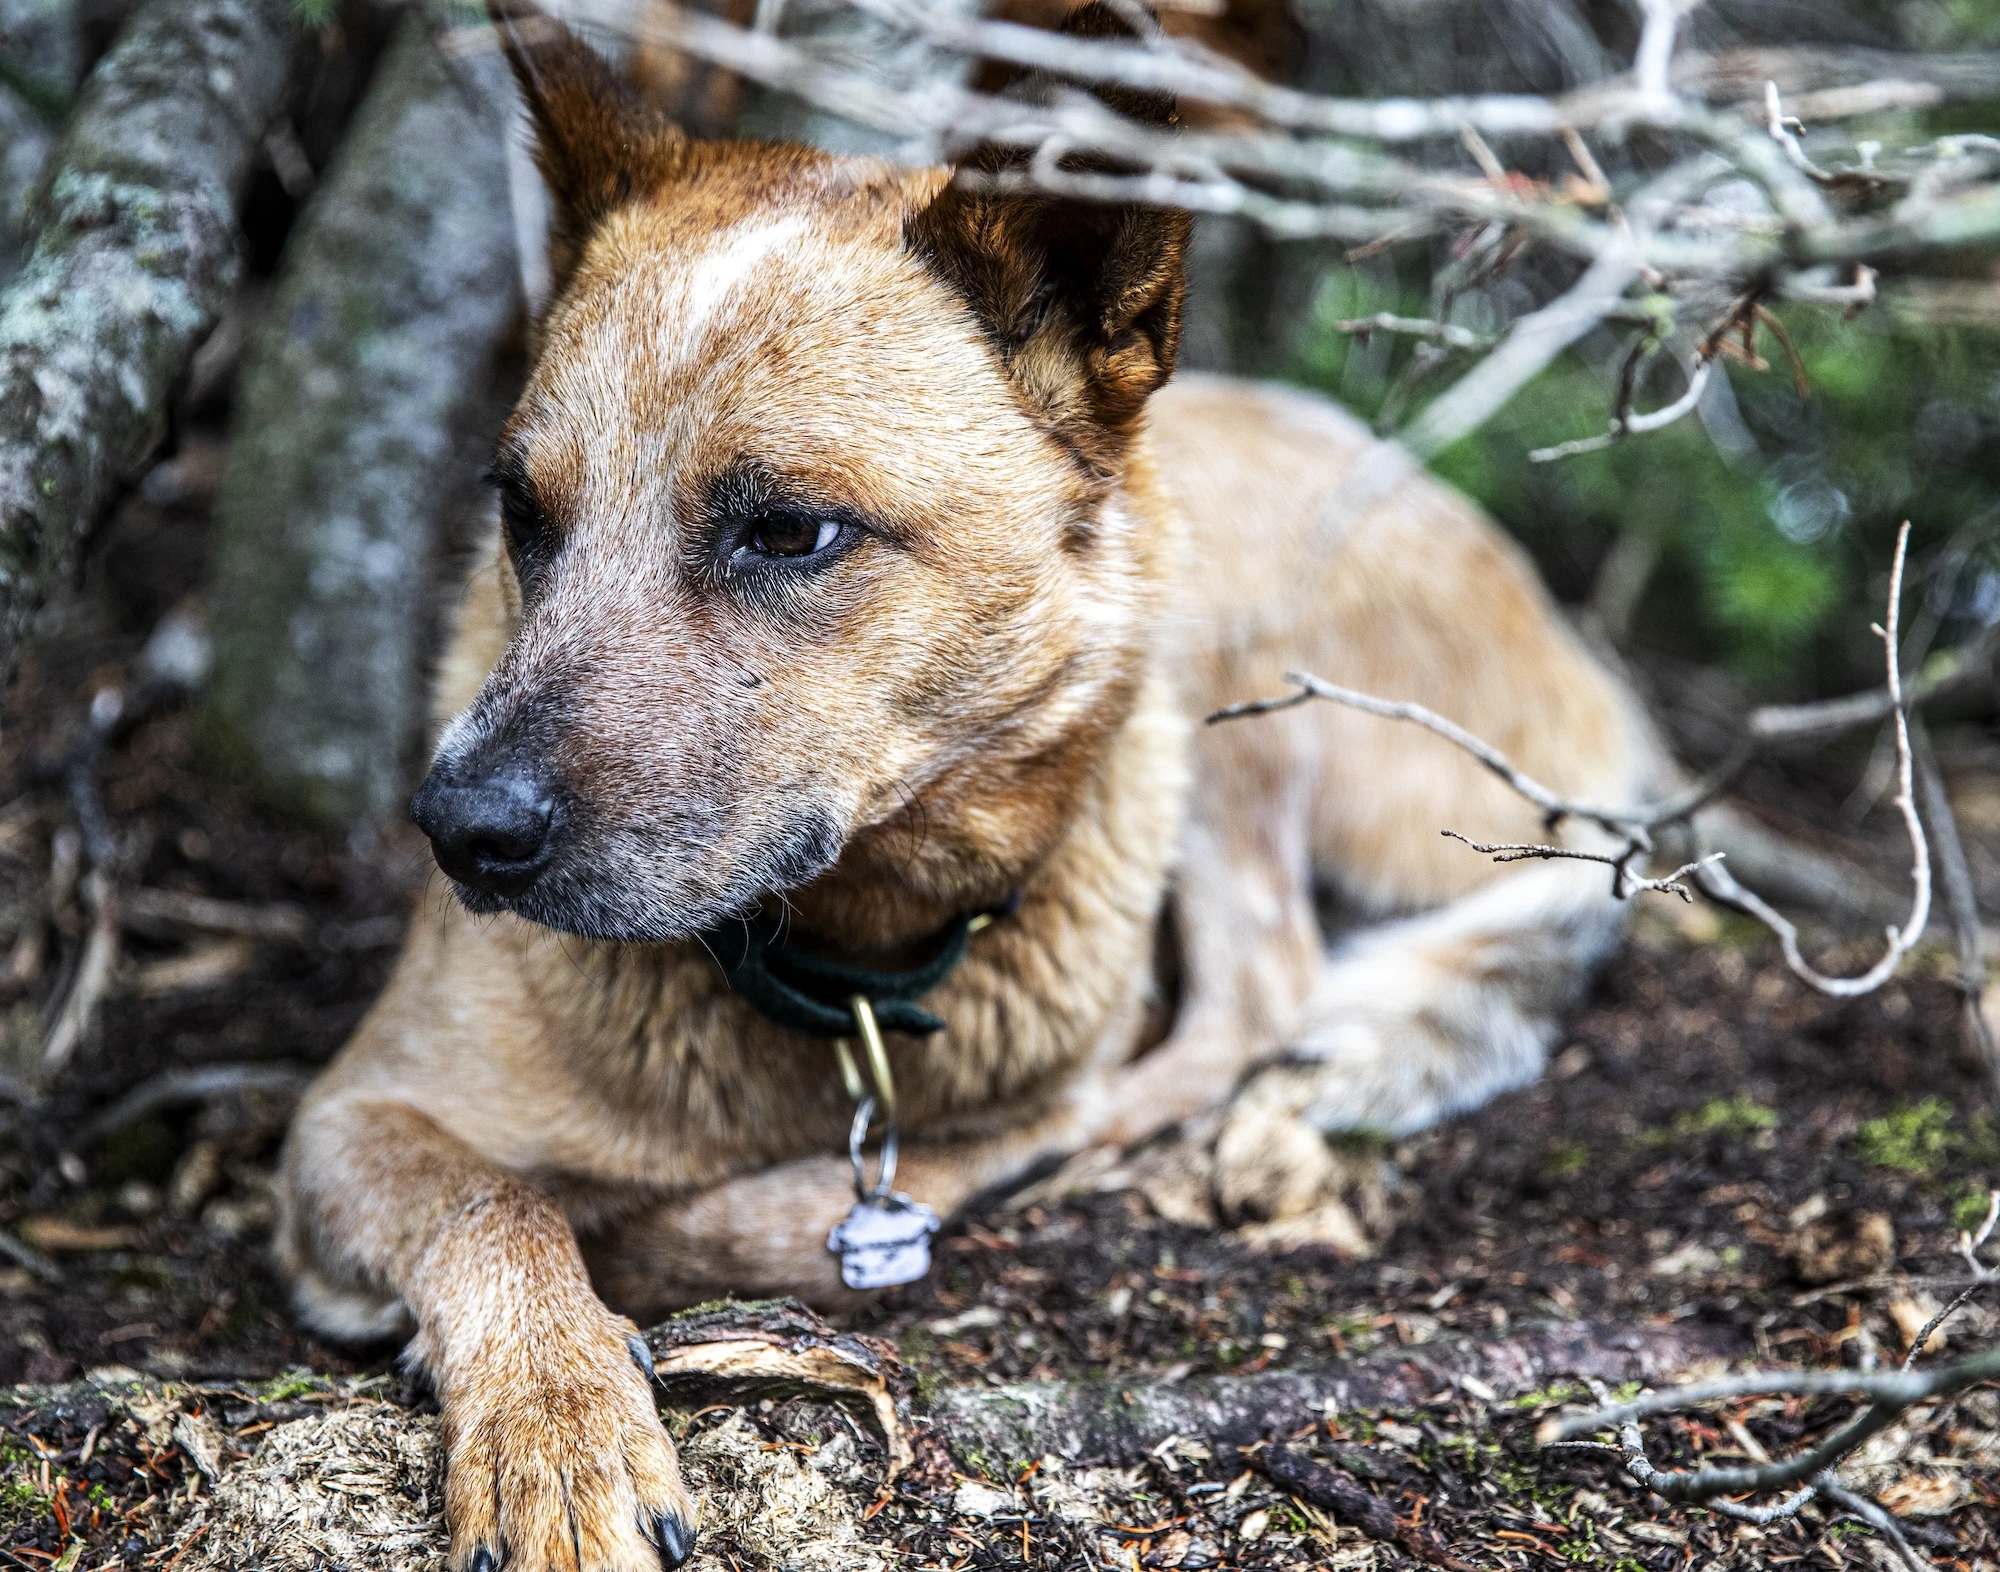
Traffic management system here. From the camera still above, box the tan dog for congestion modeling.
[275,8,1645,1567]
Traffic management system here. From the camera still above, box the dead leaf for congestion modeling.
[1888,1297,1946,1356]
[1876,1471,1971,1517]
[174,1409,225,1483]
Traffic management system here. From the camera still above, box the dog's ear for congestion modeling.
[487,0,687,292]
[904,2,1189,474]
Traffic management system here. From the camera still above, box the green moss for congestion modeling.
[1643,1096,1780,1146]
[0,1469,45,1530]
[1857,1098,1962,1176]
[1952,1186,1999,1234]
[898,1329,941,1407]
[256,1370,325,1402]
[1544,1140,1589,1180]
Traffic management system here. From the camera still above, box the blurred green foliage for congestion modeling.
[1287,258,2000,696]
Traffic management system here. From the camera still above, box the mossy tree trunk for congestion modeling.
[0,0,84,281]
[199,9,520,828]
[0,0,303,684]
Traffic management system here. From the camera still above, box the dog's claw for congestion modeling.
[626,1332,655,1381]
[654,1510,697,1569]
[468,1549,498,1572]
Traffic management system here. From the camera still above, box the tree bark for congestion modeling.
[0,0,83,281]
[929,1318,1745,1468]
[199,9,520,826]
[0,0,303,683]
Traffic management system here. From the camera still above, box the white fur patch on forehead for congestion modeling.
[668,214,811,360]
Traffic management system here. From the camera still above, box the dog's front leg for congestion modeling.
[281,1095,698,1571]
[586,1095,1104,1316]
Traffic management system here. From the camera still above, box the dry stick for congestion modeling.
[1899,1192,1998,1373]
[1439,830,1718,902]
[1634,0,1699,106]
[1765,79,1835,184]
[1910,717,1998,1080]
[0,1227,61,1286]
[1334,314,1496,351]
[1527,357,1713,462]
[1751,616,2000,743]
[1541,1348,2000,1441]
[1818,1480,1934,1572]
[39,869,118,1075]
[68,1062,314,1155]
[1697,523,1929,997]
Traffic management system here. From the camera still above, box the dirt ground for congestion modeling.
[2,457,1998,1567]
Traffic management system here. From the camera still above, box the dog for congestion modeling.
[274,7,1646,1567]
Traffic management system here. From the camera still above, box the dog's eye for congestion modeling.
[502,489,549,559]
[741,510,842,560]
[486,457,555,577]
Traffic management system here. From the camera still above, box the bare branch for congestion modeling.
[1215,526,1947,996]
[1698,523,1930,997]
[1765,80,1835,184]
[1528,357,1712,462]
[1441,830,1719,902]
[1540,1346,2000,1442]
[1910,719,1998,1087]
[1335,313,1495,351]
[1818,1480,1936,1572]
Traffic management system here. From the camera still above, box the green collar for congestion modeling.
[698,893,1017,1038]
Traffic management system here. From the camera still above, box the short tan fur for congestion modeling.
[278,10,1645,1567]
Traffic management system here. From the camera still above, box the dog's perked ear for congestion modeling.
[486,0,687,292]
[904,2,1190,477]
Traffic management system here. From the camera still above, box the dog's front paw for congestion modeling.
[438,1301,697,1571]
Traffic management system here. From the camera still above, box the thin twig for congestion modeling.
[68,1062,315,1154]
[1440,831,1718,902]
[1910,718,1998,1088]
[119,887,314,946]
[1765,79,1834,183]
[40,869,119,1075]
[1747,618,2000,743]
[1528,357,1712,462]
[1819,1480,1935,1572]
[0,1228,62,1286]
[1334,313,1495,351]
[1697,523,1929,997]
[1540,1346,2000,1441]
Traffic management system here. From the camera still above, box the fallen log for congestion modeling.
[0,1302,1749,1569]
[199,6,520,826]
[928,1316,1742,1468]
[0,0,305,683]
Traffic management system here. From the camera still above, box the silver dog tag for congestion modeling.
[828,1193,941,1290]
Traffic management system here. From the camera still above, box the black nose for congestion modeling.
[411,766,558,898]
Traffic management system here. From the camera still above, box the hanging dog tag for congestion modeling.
[828,1192,941,1290]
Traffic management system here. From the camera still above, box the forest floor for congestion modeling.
[1,452,1997,1568]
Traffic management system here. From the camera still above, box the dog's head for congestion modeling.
[412,4,1188,943]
